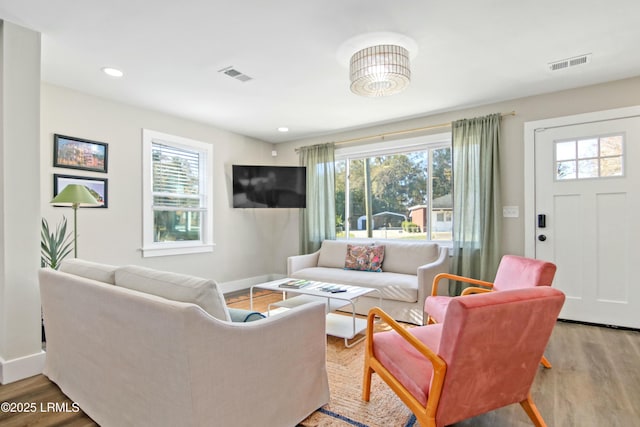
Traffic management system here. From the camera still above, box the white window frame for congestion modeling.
[141,129,214,257]
[335,132,452,244]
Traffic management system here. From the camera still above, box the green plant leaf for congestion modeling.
[41,216,74,269]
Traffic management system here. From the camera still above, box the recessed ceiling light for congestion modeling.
[102,67,124,78]
[278,127,289,132]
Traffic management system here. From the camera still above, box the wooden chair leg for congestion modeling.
[540,355,552,369]
[362,361,373,402]
[520,394,547,427]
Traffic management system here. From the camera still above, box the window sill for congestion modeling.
[141,243,215,258]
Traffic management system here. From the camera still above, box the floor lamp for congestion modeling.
[50,184,100,258]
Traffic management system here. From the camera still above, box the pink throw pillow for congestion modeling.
[344,244,385,272]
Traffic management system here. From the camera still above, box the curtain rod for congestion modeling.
[332,110,516,146]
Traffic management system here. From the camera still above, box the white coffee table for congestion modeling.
[250,278,382,347]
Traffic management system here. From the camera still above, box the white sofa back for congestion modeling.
[115,265,231,321]
[58,258,117,284]
[60,259,231,321]
[41,262,330,427]
[317,239,441,274]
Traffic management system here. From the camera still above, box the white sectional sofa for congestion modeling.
[39,259,329,427]
[287,239,450,325]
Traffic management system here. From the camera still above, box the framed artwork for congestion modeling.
[53,134,108,173]
[53,174,108,208]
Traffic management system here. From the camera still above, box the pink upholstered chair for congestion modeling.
[425,255,557,368]
[363,287,565,427]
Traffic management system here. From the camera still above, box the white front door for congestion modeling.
[526,108,640,328]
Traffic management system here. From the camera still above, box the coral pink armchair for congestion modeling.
[363,287,565,427]
[425,255,557,367]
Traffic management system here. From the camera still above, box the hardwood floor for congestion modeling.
[452,320,640,427]
[1,290,638,426]
[0,374,96,426]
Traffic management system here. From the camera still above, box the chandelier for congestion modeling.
[349,44,411,97]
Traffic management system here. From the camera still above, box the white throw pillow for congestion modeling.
[114,266,230,321]
[59,259,118,284]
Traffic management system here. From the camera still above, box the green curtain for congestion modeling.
[450,113,502,295]
[298,143,336,254]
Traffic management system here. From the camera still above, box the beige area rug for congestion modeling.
[299,334,417,427]
[226,290,417,427]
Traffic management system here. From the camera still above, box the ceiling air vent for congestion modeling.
[548,53,592,71]
[218,66,253,82]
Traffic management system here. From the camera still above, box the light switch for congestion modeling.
[503,206,519,218]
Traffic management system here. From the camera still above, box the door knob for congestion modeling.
[538,235,547,242]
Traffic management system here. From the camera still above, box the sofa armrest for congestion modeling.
[287,250,321,276]
[417,246,451,303]
[185,301,330,426]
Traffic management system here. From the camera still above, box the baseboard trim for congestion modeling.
[558,318,640,332]
[0,350,46,384]
[220,274,286,294]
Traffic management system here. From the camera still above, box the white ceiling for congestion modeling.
[1,0,639,143]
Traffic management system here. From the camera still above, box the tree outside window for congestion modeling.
[336,145,452,241]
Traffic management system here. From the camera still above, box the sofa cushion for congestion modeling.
[344,244,385,272]
[59,259,118,284]
[318,240,350,268]
[291,267,418,302]
[376,240,439,275]
[114,266,230,321]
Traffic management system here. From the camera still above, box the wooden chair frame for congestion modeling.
[428,272,552,368]
[363,307,549,427]
[363,307,446,427]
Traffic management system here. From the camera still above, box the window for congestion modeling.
[142,129,214,257]
[555,134,624,180]
[335,133,452,242]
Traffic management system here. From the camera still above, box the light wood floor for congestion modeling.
[1,290,638,427]
[453,320,640,426]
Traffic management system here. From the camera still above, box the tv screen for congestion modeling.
[232,165,307,208]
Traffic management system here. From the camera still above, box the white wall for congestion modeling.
[276,75,640,259]
[40,83,285,284]
[39,75,640,280]
[0,21,45,384]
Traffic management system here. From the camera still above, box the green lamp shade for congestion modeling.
[51,184,100,206]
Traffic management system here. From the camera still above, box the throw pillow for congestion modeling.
[228,308,266,322]
[344,244,385,272]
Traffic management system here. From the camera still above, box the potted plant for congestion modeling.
[41,216,73,270]
[41,216,74,343]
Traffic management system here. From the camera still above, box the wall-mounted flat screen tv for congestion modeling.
[232,165,307,208]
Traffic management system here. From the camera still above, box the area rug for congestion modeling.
[227,290,418,427]
[298,335,417,427]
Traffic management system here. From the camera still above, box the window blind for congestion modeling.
[152,142,202,208]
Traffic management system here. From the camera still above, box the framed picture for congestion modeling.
[53,134,108,173]
[53,174,108,208]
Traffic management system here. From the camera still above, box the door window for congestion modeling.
[555,134,624,180]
